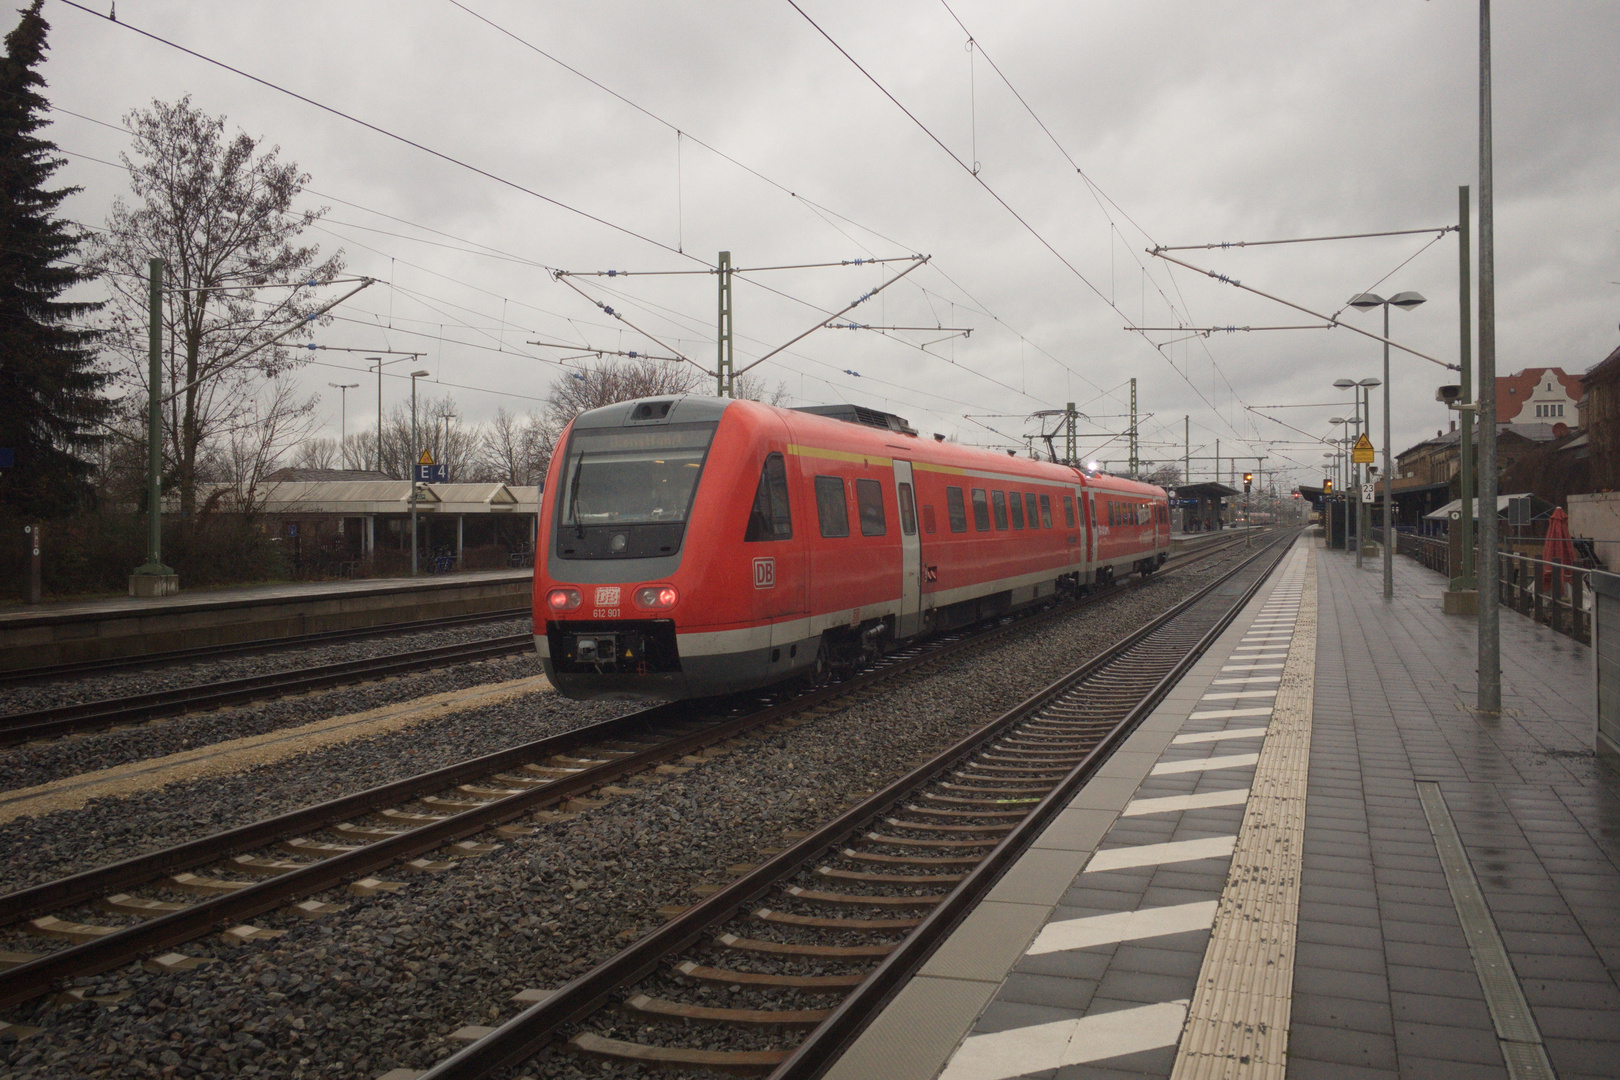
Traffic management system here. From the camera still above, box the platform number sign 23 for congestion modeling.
[753,557,775,589]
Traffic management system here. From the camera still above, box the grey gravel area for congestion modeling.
[0,673,628,900]
[0,543,1266,1080]
[0,649,550,794]
[0,616,534,718]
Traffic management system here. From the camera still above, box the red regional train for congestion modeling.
[533,396,1170,700]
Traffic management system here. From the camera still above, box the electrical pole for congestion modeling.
[1065,402,1077,466]
[1477,0,1501,712]
[1128,378,1139,478]
[716,250,734,398]
[130,258,176,597]
[1184,416,1190,486]
[1457,186,1475,594]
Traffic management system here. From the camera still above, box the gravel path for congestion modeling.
[0,616,533,717]
[0,544,1266,1080]
[0,648,547,795]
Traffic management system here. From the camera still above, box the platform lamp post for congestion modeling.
[1348,292,1426,600]
[1358,378,1382,569]
[409,369,431,576]
[1329,412,1359,555]
[328,382,359,467]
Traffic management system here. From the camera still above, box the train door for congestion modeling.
[893,461,923,637]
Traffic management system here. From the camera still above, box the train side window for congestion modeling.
[991,490,1009,530]
[1009,491,1025,529]
[946,487,968,533]
[744,452,792,542]
[923,504,937,534]
[1024,493,1039,529]
[1108,502,1116,526]
[1063,496,1075,527]
[897,482,917,536]
[815,475,850,538]
[855,478,887,537]
[1040,494,1053,528]
[971,488,991,532]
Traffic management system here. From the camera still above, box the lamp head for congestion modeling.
[1332,378,1356,389]
[1388,290,1426,310]
[1329,417,1346,425]
[411,369,431,378]
[1359,377,1382,388]
[1347,292,1384,310]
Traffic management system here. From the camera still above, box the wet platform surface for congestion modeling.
[828,537,1619,1080]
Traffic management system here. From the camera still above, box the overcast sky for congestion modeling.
[34,0,1620,486]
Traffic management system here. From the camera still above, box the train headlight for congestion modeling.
[634,585,678,610]
[546,587,583,612]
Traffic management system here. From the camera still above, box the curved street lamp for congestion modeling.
[1348,291,1426,598]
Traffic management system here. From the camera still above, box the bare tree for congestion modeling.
[340,430,373,471]
[477,405,552,486]
[1144,464,1183,489]
[733,371,792,406]
[290,436,338,470]
[373,393,478,480]
[90,96,344,515]
[196,379,317,511]
[545,358,702,430]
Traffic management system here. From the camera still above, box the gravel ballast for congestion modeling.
[0,615,533,717]
[0,645,547,794]
[0,542,1270,1079]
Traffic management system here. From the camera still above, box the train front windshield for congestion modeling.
[554,422,718,559]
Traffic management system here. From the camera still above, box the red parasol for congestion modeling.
[1541,507,1576,590]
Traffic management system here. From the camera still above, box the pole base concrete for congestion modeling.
[129,573,180,598]
[1442,589,1478,616]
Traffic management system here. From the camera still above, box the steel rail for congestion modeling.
[0,607,531,687]
[773,531,1296,1079]
[0,530,1260,1010]
[0,635,535,746]
[416,529,1298,1079]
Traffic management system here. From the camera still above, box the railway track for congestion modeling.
[0,633,537,747]
[416,529,1298,1080]
[0,531,1265,1013]
[0,607,531,688]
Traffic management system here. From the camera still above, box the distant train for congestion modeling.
[533,396,1171,700]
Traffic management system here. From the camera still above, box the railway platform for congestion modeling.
[0,568,532,671]
[827,536,1617,1080]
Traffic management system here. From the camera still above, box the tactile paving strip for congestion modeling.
[1169,548,1316,1080]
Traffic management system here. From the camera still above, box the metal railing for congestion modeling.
[1393,531,1450,576]
[1384,530,1590,644]
[1499,550,1590,644]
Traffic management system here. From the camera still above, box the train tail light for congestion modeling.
[546,587,583,612]
[634,585,678,610]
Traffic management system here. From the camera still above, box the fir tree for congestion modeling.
[0,0,108,517]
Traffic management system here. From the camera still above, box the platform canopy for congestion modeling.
[1423,492,1536,521]
[1174,481,1241,500]
[186,481,540,516]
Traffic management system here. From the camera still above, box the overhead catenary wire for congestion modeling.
[52,78,1117,430]
[1152,225,1458,252]
[48,40,1131,445]
[1149,249,1459,370]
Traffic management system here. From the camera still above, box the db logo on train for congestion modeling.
[753,557,775,589]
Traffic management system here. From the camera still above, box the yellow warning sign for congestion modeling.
[1351,434,1375,464]
[418,450,435,465]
